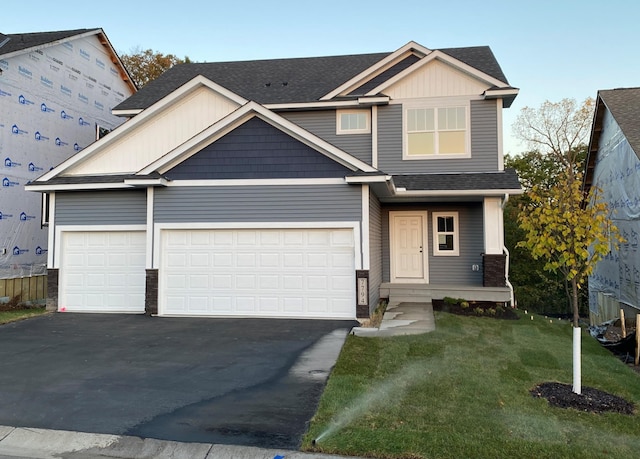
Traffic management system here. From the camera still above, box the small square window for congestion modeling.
[336,110,370,135]
[433,212,459,256]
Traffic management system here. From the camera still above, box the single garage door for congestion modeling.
[59,231,146,313]
[160,228,356,318]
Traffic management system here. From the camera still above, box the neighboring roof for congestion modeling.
[584,87,640,193]
[0,29,95,56]
[115,44,512,112]
[0,28,136,92]
[599,87,640,155]
[393,169,521,191]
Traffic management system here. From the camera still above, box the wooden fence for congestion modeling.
[0,275,47,303]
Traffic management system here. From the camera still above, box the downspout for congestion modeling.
[501,193,515,306]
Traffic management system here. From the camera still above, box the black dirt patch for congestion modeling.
[530,382,634,415]
[432,299,519,320]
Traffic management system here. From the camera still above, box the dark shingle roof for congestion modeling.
[0,29,95,56]
[115,45,511,111]
[440,46,509,85]
[393,169,521,191]
[115,52,390,110]
[599,88,640,156]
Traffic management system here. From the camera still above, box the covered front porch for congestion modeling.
[379,282,513,305]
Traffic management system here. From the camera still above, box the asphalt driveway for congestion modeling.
[0,313,357,449]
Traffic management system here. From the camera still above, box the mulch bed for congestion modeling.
[432,299,519,320]
[531,382,634,415]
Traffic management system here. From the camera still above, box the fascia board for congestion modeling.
[345,175,392,184]
[483,88,520,98]
[93,29,137,93]
[320,41,432,101]
[392,188,523,197]
[35,75,248,183]
[365,50,510,97]
[25,182,133,192]
[111,109,143,117]
[142,101,378,175]
[264,96,390,111]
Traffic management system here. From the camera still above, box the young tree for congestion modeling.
[513,98,619,394]
[120,48,191,88]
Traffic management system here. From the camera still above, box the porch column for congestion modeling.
[483,197,507,287]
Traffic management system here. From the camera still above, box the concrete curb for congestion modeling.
[0,426,360,459]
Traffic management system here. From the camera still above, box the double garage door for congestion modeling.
[59,228,356,318]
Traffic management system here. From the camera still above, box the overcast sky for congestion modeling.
[3,0,637,155]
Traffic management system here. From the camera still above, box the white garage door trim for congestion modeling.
[56,225,146,313]
[155,222,360,319]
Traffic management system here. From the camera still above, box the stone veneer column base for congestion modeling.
[483,254,507,287]
[145,269,158,315]
[46,269,59,312]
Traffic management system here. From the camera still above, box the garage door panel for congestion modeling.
[60,231,146,313]
[161,228,355,318]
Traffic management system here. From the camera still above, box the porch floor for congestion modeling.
[380,282,512,304]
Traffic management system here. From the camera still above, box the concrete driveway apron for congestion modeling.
[0,313,357,449]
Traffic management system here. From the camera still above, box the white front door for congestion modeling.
[390,212,428,282]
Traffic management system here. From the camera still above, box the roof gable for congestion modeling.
[140,101,377,176]
[165,117,352,180]
[36,76,246,180]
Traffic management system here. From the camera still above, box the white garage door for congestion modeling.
[160,228,356,318]
[59,231,146,313]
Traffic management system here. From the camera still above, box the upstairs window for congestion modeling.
[405,104,469,158]
[432,212,459,256]
[336,110,370,135]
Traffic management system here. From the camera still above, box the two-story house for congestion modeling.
[26,41,521,319]
[0,28,135,297]
[584,87,640,323]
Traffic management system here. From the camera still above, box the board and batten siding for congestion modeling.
[281,111,372,164]
[377,100,499,174]
[381,203,484,286]
[154,184,362,223]
[55,190,147,226]
[166,117,351,179]
[368,190,383,311]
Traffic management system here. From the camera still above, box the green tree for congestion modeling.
[513,98,619,394]
[505,147,590,316]
[120,48,191,88]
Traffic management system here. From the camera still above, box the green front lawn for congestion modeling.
[304,311,640,459]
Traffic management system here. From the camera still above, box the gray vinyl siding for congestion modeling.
[281,111,372,164]
[368,190,382,311]
[55,190,147,226]
[154,184,362,223]
[377,101,499,174]
[381,203,484,286]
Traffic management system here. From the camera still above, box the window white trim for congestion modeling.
[336,109,371,135]
[432,212,459,256]
[403,99,471,160]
